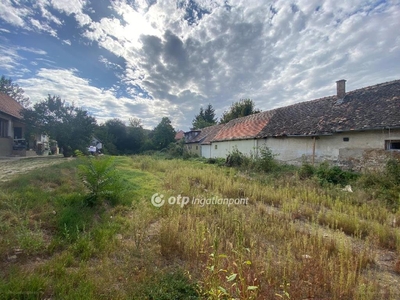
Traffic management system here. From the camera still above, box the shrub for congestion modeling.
[257,146,279,172]
[78,156,125,206]
[315,162,359,186]
[206,157,226,166]
[299,163,315,179]
[225,147,249,167]
[358,159,400,210]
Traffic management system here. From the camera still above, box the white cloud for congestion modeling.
[30,19,58,37]
[16,46,47,55]
[0,0,30,27]
[17,68,179,128]
[0,45,21,71]
[50,0,91,26]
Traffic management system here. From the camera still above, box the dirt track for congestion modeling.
[0,156,68,182]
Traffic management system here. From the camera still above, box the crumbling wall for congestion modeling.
[338,148,400,172]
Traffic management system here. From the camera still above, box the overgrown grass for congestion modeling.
[0,155,399,299]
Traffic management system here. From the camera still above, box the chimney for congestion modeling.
[336,79,346,99]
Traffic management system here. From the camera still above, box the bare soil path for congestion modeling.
[0,156,68,182]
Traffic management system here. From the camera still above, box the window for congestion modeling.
[215,144,218,150]
[0,119,8,137]
[343,137,349,142]
[385,140,400,150]
[196,146,198,150]
[14,127,22,139]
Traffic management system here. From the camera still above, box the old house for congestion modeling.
[257,79,400,170]
[0,93,25,156]
[210,112,272,158]
[184,129,201,155]
[185,124,225,157]
[175,130,185,141]
[205,79,400,170]
[199,124,225,158]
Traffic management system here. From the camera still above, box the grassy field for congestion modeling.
[0,155,399,299]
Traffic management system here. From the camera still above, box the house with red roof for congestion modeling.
[0,93,25,156]
[198,79,400,170]
[175,130,185,141]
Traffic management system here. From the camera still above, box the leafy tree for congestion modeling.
[94,123,118,155]
[220,99,260,124]
[22,95,96,157]
[129,117,142,128]
[152,117,176,150]
[128,118,146,152]
[192,104,217,129]
[0,75,30,107]
[103,118,128,153]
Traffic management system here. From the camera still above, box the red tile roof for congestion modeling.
[200,124,225,145]
[175,130,185,140]
[212,111,274,142]
[0,93,23,119]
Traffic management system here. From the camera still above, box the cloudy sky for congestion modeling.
[0,0,399,130]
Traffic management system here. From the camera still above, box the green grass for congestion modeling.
[0,155,399,299]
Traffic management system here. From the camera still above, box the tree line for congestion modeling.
[191,99,260,129]
[1,75,260,156]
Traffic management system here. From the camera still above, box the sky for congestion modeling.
[0,0,399,130]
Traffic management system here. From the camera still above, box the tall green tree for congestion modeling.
[152,117,176,150]
[103,118,128,153]
[192,103,217,129]
[22,95,96,157]
[220,99,260,124]
[127,118,146,153]
[0,75,30,107]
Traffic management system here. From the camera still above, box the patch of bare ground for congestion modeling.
[0,156,69,182]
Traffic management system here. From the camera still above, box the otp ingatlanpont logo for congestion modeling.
[151,193,165,207]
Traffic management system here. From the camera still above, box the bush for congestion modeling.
[257,146,279,172]
[299,163,315,179]
[358,159,400,210]
[225,147,250,167]
[315,162,359,186]
[78,156,125,206]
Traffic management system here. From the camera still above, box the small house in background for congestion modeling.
[33,134,50,155]
[184,129,201,155]
[0,92,56,157]
[0,93,26,156]
[91,137,103,152]
[175,130,185,141]
[184,124,225,157]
